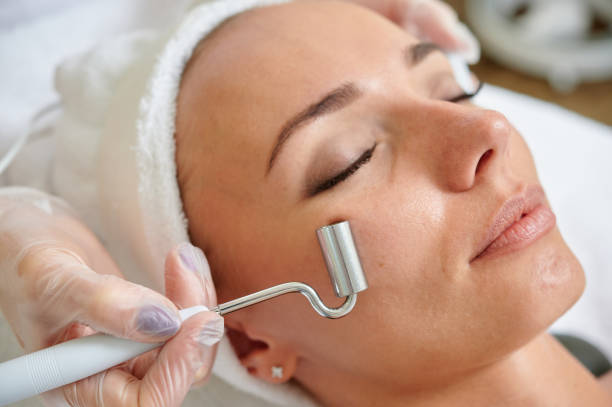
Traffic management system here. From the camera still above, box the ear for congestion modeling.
[225,324,298,384]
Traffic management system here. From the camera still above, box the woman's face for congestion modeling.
[176,0,584,391]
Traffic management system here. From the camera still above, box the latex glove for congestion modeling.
[346,0,481,64]
[0,187,223,406]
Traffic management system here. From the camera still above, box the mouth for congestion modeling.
[471,185,556,262]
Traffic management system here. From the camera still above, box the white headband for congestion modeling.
[53,0,316,404]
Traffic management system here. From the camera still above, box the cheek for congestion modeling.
[349,182,449,299]
[331,182,459,345]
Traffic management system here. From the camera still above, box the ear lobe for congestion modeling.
[225,325,298,384]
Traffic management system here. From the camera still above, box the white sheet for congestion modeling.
[0,1,610,406]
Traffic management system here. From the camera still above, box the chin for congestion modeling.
[517,228,585,342]
[469,227,585,362]
[531,229,585,322]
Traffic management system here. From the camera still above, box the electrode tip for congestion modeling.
[316,221,368,298]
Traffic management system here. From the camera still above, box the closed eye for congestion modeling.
[306,82,483,197]
[309,143,377,196]
[447,81,484,103]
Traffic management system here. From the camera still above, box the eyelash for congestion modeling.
[311,144,377,195]
[311,82,484,196]
[447,81,484,103]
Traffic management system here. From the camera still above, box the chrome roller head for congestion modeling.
[316,221,368,297]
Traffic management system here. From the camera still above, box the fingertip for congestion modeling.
[165,242,216,308]
[179,309,224,340]
[403,0,480,61]
[134,303,181,339]
[194,312,224,347]
[177,242,210,278]
[452,23,481,64]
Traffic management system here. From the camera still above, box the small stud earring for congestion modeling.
[271,366,283,379]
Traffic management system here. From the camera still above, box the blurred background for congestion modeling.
[445,0,612,125]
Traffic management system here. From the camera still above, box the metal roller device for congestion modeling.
[212,220,368,318]
[0,221,368,405]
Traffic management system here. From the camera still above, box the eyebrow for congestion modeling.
[266,42,443,173]
[407,42,442,65]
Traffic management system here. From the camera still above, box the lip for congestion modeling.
[471,185,556,262]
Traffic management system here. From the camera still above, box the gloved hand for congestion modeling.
[0,187,223,406]
[346,0,481,64]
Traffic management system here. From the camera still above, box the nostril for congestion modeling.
[475,149,493,174]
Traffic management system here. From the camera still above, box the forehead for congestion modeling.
[192,1,408,79]
[177,0,411,186]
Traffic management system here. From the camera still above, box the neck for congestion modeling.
[297,333,611,406]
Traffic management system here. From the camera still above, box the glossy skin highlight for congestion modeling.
[174,1,605,405]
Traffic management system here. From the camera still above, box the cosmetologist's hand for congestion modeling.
[0,187,223,406]
[345,0,481,63]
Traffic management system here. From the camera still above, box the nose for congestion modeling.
[418,106,511,192]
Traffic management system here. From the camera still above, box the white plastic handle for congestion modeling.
[0,305,208,406]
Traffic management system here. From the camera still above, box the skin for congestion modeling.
[174,1,610,405]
